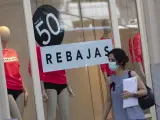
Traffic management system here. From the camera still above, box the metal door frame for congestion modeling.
[21,0,121,120]
[136,0,157,119]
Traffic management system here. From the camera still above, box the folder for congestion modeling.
[123,77,138,108]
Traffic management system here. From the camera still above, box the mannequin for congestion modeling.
[0,26,28,120]
[128,32,146,83]
[100,20,115,120]
[28,44,74,120]
[100,19,115,80]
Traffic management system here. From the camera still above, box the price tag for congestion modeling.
[33,5,64,46]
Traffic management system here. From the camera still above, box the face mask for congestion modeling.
[109,62,119,71]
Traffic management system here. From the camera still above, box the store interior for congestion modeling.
[0,0,148,120]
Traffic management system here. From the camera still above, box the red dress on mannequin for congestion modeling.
[100,37,115,76]
[28,45,67,84]
[3,48,23,90]
[28,45,67,95]
[3,48,24,100]
[129,33,144,71]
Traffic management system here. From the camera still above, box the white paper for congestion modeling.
[123,77,138,108]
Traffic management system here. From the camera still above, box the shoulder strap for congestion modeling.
[128,71,132,78]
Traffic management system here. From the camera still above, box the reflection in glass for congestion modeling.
[0,1,37,120]
[79,0,114,120]
[32,0,83,120]
[32,0,114,120]
[115,0,150,117]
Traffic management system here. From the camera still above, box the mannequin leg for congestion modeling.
[57,88,69,120]
[16,92,25,117]
[46,89,57,120]
[8,95,22,120]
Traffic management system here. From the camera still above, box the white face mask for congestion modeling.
[108,62,119,71]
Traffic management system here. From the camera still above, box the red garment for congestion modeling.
[3,49,23,90]
[129,38,134,63]
[100,37,115,76]
[128,33,144,70]
[28,45,67,84]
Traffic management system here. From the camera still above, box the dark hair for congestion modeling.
[108,48,129,68]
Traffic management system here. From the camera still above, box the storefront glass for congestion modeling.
[30,0,114,120]
[0,0,154,120]
[0,0,37,120]
[115,0,151,118]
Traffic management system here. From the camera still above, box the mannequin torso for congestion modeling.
[35,45,67,84]
[29,45,69,120]
[3,48,23,90]
[0,26,28,120]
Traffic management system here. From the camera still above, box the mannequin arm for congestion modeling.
[22,83,28,107]
[136,62,146,84]
[22,83,27,93]
[102,72,108,82]
[138,62,145,77]
[40,81,45,92]
[66,79,75,97]
[40,81,48,101]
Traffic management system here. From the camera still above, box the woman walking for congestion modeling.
[104,48,147,120]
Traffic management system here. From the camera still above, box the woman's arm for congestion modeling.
[104,78,112,120]
[131,71,147,97]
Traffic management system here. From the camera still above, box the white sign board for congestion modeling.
[40,39,112,72]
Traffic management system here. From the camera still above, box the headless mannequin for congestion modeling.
[101,20,114,120]
[101,19,114,81]
[0,26,28,120]
[32,45,73,120]
[28,44,74,120]
[41,80,69,120]
[129,30,146,84]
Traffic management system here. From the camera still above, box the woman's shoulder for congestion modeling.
[128,70,138,77]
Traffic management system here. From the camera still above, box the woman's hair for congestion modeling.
[109,48,129,68]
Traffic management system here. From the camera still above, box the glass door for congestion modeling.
[21,0,120,120]
[21,0,155,120]
[115,0,155,119]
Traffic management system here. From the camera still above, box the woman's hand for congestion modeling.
[24,91,29,107]
[122,90,134,99]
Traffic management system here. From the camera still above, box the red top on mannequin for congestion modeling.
[3,48,23,90]
[129,32,144,70]
[100,37,115,76]
[28,45,67,84]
